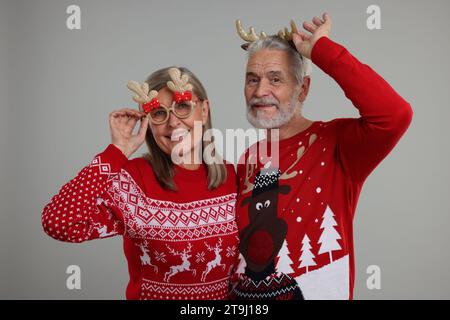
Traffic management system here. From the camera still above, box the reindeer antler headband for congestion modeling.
[236,19,299,51]
[236,19,312,76]
[126,67,194,114]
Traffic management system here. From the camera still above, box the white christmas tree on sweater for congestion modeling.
[318,206,342,263]
[299,234,316,273]
[276,239,294,274]
[235,253,247,274]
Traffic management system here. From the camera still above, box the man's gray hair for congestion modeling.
[247,35,312,84]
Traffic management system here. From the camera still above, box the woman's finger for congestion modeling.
[111,108,145,118]
[118,115,128,124]
[124,118,133,130]
[126,114,135,124]
[110,111,125,118]
[127,117,138,133]
[111,112,130,120]
[125,109,141,116]
[122,108,146,117]
[121,111,137,119]
[137,116,149,140]
[111,108,131,115]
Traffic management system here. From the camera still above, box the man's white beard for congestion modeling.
[246,90,302,129]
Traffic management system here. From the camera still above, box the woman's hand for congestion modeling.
[109,108,149,158]
[292,12,332,59]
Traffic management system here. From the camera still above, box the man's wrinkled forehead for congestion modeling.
[246,62,284,76]
[246,51,288,76]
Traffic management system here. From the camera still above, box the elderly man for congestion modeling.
[231,13,413,300]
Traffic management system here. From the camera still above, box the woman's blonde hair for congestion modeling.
[140,66,227,191]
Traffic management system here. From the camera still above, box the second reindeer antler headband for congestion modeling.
[235,19,299,51]
[235,19,312,76]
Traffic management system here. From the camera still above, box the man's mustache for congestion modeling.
[248,97,280,109]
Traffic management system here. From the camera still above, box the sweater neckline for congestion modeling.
[173,162,207,181]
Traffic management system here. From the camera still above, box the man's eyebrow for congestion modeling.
[267,70,284,77]
[245,72,259,78]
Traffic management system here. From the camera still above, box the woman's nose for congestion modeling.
[167,110,181,128]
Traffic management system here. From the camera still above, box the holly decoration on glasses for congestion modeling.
[173,91,192,104]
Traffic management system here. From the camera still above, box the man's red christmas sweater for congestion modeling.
[42,145,239,300]
[232,37,413,300]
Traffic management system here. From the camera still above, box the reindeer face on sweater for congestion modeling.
[239,168,291,274]
[242,184,290,223]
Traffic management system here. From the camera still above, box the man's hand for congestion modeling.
[292,12,332,59]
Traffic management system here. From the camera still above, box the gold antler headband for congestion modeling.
[235,19,299,51]
[277,20,300,42]
[235,20,267,50]
[235,19,312,76]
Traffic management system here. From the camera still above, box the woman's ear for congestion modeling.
[201,99,210,125]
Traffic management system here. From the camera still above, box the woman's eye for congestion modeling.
[153,110,165,117]
[271,78,280,83]
[177,103,189,109]
[256,202,263,211]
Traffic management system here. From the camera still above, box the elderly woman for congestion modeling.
[42,67,239,300]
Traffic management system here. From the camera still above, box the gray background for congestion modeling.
[1,0,449,299]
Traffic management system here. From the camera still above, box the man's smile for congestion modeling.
[252,104,278,109]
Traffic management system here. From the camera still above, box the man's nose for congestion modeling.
[254,79,271,98]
